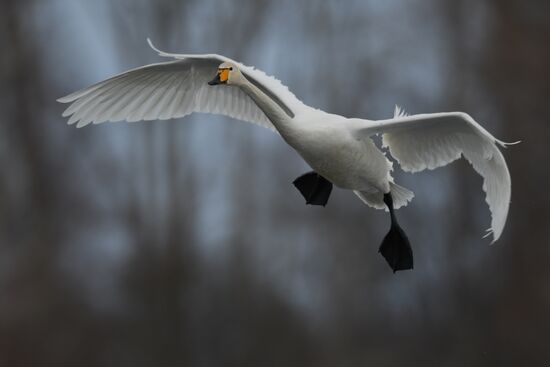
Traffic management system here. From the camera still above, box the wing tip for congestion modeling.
[61,109,73,117]
[483,227,503,244]
[75,120,90,128]
[393,105,409,118]
[146,37,176,58]
[57,94,77,103]
[497,139,521,148]
[147,37,161,54]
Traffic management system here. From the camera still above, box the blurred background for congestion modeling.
[1,0,549,365]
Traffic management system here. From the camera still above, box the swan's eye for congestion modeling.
[229,67,233,71]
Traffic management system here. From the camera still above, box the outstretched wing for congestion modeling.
[354,107,516,242]
[57,39,305,130]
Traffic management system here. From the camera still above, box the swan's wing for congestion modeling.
[57,39,306,130]
[354,108,515,242]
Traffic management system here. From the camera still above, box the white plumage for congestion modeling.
[354,107,515,241]
[58,39,515,247]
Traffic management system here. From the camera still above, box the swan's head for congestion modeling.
[208,62,241,86]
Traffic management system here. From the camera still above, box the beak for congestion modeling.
[208,73,221,86]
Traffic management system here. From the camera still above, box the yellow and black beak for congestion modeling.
[208,68,229,85]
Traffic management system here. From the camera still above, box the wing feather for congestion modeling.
[159,73,186,120]
[95,72,154,122]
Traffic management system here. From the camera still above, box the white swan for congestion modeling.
[58,39,516,272]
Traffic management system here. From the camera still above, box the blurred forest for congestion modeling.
[1,0,549,366]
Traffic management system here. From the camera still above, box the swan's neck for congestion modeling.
[239,77,294,134]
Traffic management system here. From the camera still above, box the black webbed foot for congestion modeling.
[379,193,414,272]
[379,224,414,272]
[292,171,333,206]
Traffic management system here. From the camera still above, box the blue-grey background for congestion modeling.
[1,0,548,365]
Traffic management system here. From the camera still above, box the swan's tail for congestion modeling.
[354,182,414,210]
[389,182,414,209]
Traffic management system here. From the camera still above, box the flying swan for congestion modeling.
[58,39,516,272]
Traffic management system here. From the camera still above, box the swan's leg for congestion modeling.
[379,193,414,272]
[292,171,333,206]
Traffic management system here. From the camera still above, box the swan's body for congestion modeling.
[58,40,515,271]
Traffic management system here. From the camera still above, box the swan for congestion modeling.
[58,39,516,272]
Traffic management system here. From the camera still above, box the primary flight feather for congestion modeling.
[58,39,516,272]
